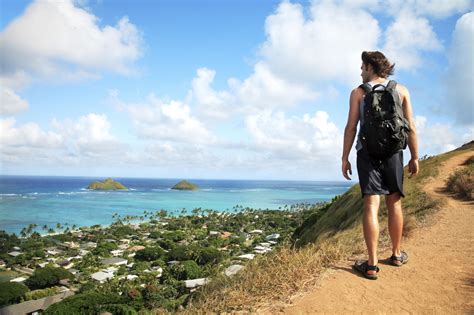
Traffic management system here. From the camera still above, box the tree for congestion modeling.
[0,282,29,307]
[135,247,166,261]
[25,266,73,290]
[170,260,203,280]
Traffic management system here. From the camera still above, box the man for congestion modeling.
[341,51,419,280]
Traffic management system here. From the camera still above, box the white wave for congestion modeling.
[0,193,19,196]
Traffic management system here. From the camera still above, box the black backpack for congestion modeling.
[359,80,410,160]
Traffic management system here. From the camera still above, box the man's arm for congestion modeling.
[342,87,362,180]
[398,84,419,176]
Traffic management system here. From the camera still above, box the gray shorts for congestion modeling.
[356,147,405,198]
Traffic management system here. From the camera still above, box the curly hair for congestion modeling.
[361,51,395,78]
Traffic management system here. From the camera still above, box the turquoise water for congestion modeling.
[0,176,353,235]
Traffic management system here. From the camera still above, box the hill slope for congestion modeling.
[180,142,473,314]
[260,144,474,314]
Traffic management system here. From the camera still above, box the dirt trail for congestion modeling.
[258,151,474,314]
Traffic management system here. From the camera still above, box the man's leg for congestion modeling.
[386,192,403,257]
[363,194,380,274]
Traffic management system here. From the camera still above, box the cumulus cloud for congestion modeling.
[112,92,218,145]
[384,0,472,19]
[0,117,63,148]
[187,68,235,121]
[258,1,380,85]
[446,12,474,125]
[414,115,460,155]
[1,113,124,166]
[245,109,342,161]
[383,10,442,70]
[187,63,318,122]
[0,86,29,115]
[51,113,124,156]
[0,0,142,89]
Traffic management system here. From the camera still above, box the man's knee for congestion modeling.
[386,192,401,206]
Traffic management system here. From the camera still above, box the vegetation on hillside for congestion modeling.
[446,155,473,200]
[87,178,127,190]
[171,180,199,191]
[180,141,473,314]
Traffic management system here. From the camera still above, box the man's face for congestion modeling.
[360,62,371,83]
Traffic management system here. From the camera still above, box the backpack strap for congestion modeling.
[386,80,397,90]
[359,83,372,94]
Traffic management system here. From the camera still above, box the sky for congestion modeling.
[0,0,473,181]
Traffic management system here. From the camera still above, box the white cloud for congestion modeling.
[0,117,63,148]
[383,10,442,70]
[414,115,460,155]
[385,0,472,19]
[0,0,142,88]
[0,86,29,115]
[52,113,123,156]
[115,92,218,145]
[187,68,235,121]
[258,1,380,85]
[187,64,318,122]
[1,113,124,166]
[446,12,474,125]
[245,109,342,161]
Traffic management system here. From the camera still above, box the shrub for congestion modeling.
[44,291,128,315]
[170,260,203,280]
[446,165,473,200]
[197,246,223,265]
[135,247,166,261]
[0,282,29,306]
[167,245,193,261]
[25,266,73,290]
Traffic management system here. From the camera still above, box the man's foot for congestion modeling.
[390,250,408,266]
[353,260,380,280]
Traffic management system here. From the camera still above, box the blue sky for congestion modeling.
[0,0,473,181]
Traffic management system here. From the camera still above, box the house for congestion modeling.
[249,229,263,234]
[13,246,21,251]
[110,249,124,257]
[265,233,280,241]
[118,274,138,281]
[81,242,97,249]
[128,245,145,252]
[91,271,114,283]
[220,231,232,238]
[46,248,62,256]
[10,277,27,283]
[101,257,127,266]
[0,291,74,315]
[0,260,6,268]
[7,251,22,257]
[57,260,74,269]
[225,264,244,277]
[184,277,210,288]
[237,254,255,260]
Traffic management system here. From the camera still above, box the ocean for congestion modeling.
[0,175,353,235]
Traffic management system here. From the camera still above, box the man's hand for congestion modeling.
[342,160,352,180]
[408,158,419,177]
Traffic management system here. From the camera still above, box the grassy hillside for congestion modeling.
[292,140,473,248]
[174,141,474,314]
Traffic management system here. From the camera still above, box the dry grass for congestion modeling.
[446,155,474,200]
[154,142,473,314]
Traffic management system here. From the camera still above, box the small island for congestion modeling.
[171,180,199,191]
[87,178,127,190]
